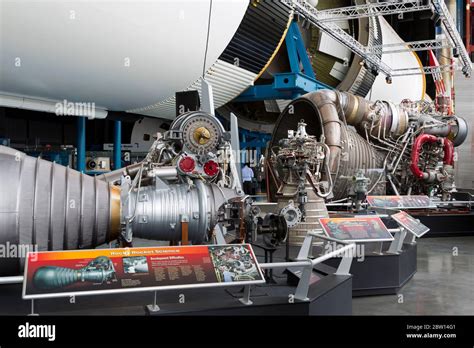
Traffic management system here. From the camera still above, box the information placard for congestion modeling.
[366,195,435,209]
[23,244,265,299]
[319,217,395,243]
[391,211,430,237]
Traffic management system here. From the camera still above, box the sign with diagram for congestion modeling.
[366,195,435,209]
[391,211,430,237]
[23,244,265,299]
[319,216,394,243]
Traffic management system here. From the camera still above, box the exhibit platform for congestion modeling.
[0,245,353,316]
[145,266,352,316]
[415,211,474,237]
[323,242,417,296]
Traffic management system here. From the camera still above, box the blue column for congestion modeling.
[76,116,86,173]
[457,0,464,36]
[114,120,122,170]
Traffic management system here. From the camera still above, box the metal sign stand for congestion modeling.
[374,242,384,255]
[239,285,253,305]
[387,228,407,254]
[28,299,39,316]
[147,291,160,313]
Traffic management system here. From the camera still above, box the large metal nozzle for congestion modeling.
[270,90,385,200]
[0,146,121,276]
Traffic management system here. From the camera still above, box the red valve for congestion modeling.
[204,160,219,177]
[178,156,196,173]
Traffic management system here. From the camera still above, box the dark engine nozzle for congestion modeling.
[33,256,116,290]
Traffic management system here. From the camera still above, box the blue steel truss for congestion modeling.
[235,21,332,102]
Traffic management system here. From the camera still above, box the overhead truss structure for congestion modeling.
[281,0,472,78]
[315,1,432,22]
[367,39,450,55]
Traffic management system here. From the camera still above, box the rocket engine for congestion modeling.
[0,111,286,276]
[269,120,331,245]
[270,90,468,202]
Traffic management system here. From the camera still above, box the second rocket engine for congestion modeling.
[269,90,468,201]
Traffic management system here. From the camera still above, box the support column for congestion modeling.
[76,116,86,173]
[457,0,464,35]
[114,120,122,170]
[466,0,472,55]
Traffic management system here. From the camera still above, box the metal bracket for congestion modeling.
[201,78,215,116]
[214,224,227,245]
[296,234,314,260]
[408,232,417,245]
[374,241,384,255]
[293,264,312,301]
[387,228,406,254]
[335,248,354,276]
[239,285,253,305]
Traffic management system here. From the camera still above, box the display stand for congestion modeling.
[144,238,355,316]
[18,241,354,316]
[321,213,425,296]
[323,237,417,296]
[28,299,39,316]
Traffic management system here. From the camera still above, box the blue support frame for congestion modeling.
[239,128,272,164]
[76,117,86,173]
[235,21,332,103]
[113,120,122,170]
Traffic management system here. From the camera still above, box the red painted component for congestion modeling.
[443,138,454,166]
[411,134,437,179]
[203,160,219,177]
[178,156,195,173]
[467,0,473,57]
[410,135,455,180]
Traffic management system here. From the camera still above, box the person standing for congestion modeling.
[241,163,254,195]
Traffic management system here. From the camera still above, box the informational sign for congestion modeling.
[366,195,435,209]
[23,244,264,299]
[391,211,430,237]
[319,217,394,243]
[103,143,138,151]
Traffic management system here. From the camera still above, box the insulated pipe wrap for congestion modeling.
[0,146,120,276]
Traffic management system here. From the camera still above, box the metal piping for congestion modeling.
[410,134,454,180]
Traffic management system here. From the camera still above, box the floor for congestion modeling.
[352,236,474,315]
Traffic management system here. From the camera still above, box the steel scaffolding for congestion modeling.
[281,0,472,78]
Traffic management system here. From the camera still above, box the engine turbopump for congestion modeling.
[118,111,244,245]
